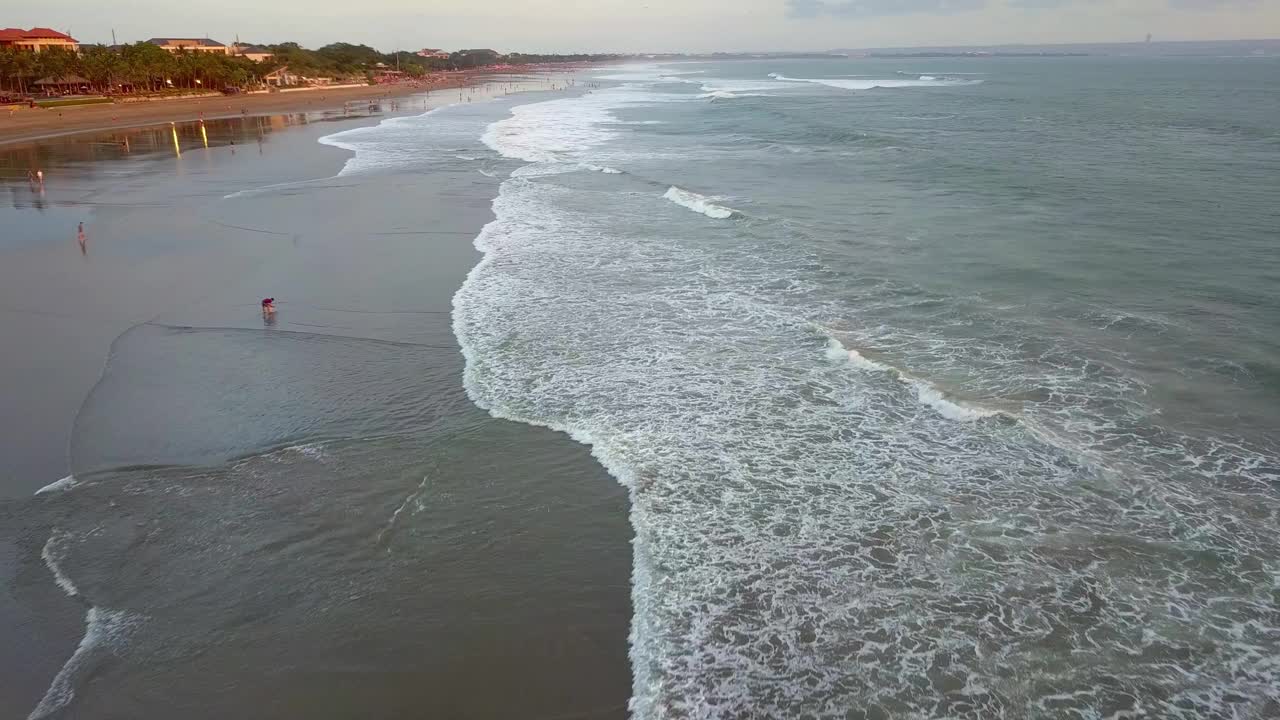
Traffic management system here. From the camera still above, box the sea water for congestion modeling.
[455,58,1280,717]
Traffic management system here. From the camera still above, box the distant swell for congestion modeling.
[770,72,982,90]
[663,186,737,219]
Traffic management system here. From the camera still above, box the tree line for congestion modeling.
[0,41,620,96]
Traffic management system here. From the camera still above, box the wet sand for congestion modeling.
[0,80,631,719]
[0,73,515,147]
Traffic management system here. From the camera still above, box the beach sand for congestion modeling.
[0,77,477,147]
[0,80,630,719]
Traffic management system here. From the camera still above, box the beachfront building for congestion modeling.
[146,37,230,54]
[0,28,79,52]
[416,48,450,59]
[33,74,89,93]
[263,66,334,88]
[230,44,274,62]
[263,66,297,86]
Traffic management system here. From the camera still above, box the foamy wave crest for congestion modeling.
[825,338,999,421]
[699,90,768,100]
[484,84,686,168]
[583,163,624,174]
[313,105,505,176]
[35,475,78,495]
[483,95,615,165]
[663,186,737,219]
[770,72,983,90]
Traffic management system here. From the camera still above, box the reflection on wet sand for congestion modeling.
[0,105,399,208]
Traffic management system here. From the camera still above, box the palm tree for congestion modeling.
[0,49,15,94]
[11,50,34,96]
[80,45,123,93]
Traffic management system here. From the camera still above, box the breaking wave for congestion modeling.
[662,186,738,219]
[35,475,78,495]
[825,338,1002,421]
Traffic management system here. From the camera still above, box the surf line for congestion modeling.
[29,531,144,720]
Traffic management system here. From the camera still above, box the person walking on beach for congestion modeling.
[77,222,87,253]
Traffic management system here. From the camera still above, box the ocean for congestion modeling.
[7,57,1280,719]
[455,58,1280,717]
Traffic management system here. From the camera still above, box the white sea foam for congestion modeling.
[482,94,616,165]
[35,475,78,495]
[825,338,999,421]
[483,81,682,175]
[28,607,141,720]
[32,529,143,719]
[663,187,737,219]
[284,442,328,460]
[583,163,624,174]
[41,530,80,597]
[699,79,787,94]
[699,90,769,100]
[311,103,525,177]
[770,72,983,90]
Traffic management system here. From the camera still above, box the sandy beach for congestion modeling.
[0,75,489,147]
[0,76,630,719]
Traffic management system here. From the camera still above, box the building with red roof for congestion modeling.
[0,27,79,52]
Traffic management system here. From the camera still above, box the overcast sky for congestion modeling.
[11,0,1279,53]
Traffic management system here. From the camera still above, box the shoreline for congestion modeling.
[0,70,563,148]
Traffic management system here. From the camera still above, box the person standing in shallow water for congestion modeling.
[261,298,276,316]
[77,223,86,253]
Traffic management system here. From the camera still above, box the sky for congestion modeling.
[11,0,1280,53]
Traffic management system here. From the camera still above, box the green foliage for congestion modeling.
[0,42,621,97]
